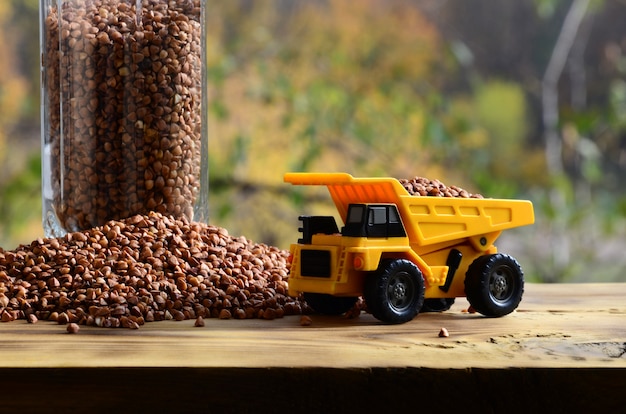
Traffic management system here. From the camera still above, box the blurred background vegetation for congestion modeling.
[1,0,625,283]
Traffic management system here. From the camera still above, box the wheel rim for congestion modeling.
[387,271,414,311]
[489,265,514,303]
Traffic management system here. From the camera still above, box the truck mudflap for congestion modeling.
[440,249,463,293]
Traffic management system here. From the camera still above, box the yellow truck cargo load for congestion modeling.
[285,172,535,324]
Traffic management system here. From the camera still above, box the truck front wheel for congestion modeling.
[465,253,524,317]
[364,259,425,324]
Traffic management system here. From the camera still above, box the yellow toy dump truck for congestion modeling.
[284,172,535,324]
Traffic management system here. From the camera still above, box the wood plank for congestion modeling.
[1,283,625,412]
[1,283,625,369]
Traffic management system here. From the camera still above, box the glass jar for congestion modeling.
[40,0,208,237]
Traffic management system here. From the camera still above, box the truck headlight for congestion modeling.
[353,255,364,270]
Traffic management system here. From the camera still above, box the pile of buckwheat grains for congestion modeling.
[0,212,309,329]
[399,176,483,198]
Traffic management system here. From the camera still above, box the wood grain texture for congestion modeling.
[1,283,625,368]
[1,283,625,412]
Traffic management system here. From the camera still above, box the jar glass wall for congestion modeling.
[40,0,208,237]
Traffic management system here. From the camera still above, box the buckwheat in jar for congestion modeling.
[41,0,208,236]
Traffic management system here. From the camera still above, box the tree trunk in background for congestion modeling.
[541,0,590,279]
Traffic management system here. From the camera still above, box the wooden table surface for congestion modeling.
[1,283,625,412]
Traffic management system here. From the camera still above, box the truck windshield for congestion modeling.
[342,204,366,237]
[346,204,365,224]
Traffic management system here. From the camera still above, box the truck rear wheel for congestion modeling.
[465,253,524,317]
[303,293,358,315]
[364,259,425,324]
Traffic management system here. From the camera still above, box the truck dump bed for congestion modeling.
[284,172,534,246]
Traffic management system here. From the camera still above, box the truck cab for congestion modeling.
[342,204,406,238]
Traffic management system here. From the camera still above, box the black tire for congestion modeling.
[421,298,456,313]
[464,253,524,317]
[303,292,358,315]
[364,259,425,324]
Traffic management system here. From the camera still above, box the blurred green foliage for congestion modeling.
[0,0,40,249]
[1,0,626,283]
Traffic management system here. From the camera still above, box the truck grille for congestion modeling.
[300,250,331,278]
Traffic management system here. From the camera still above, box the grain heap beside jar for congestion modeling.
[0,212,307,327]
[41,0,208,236]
